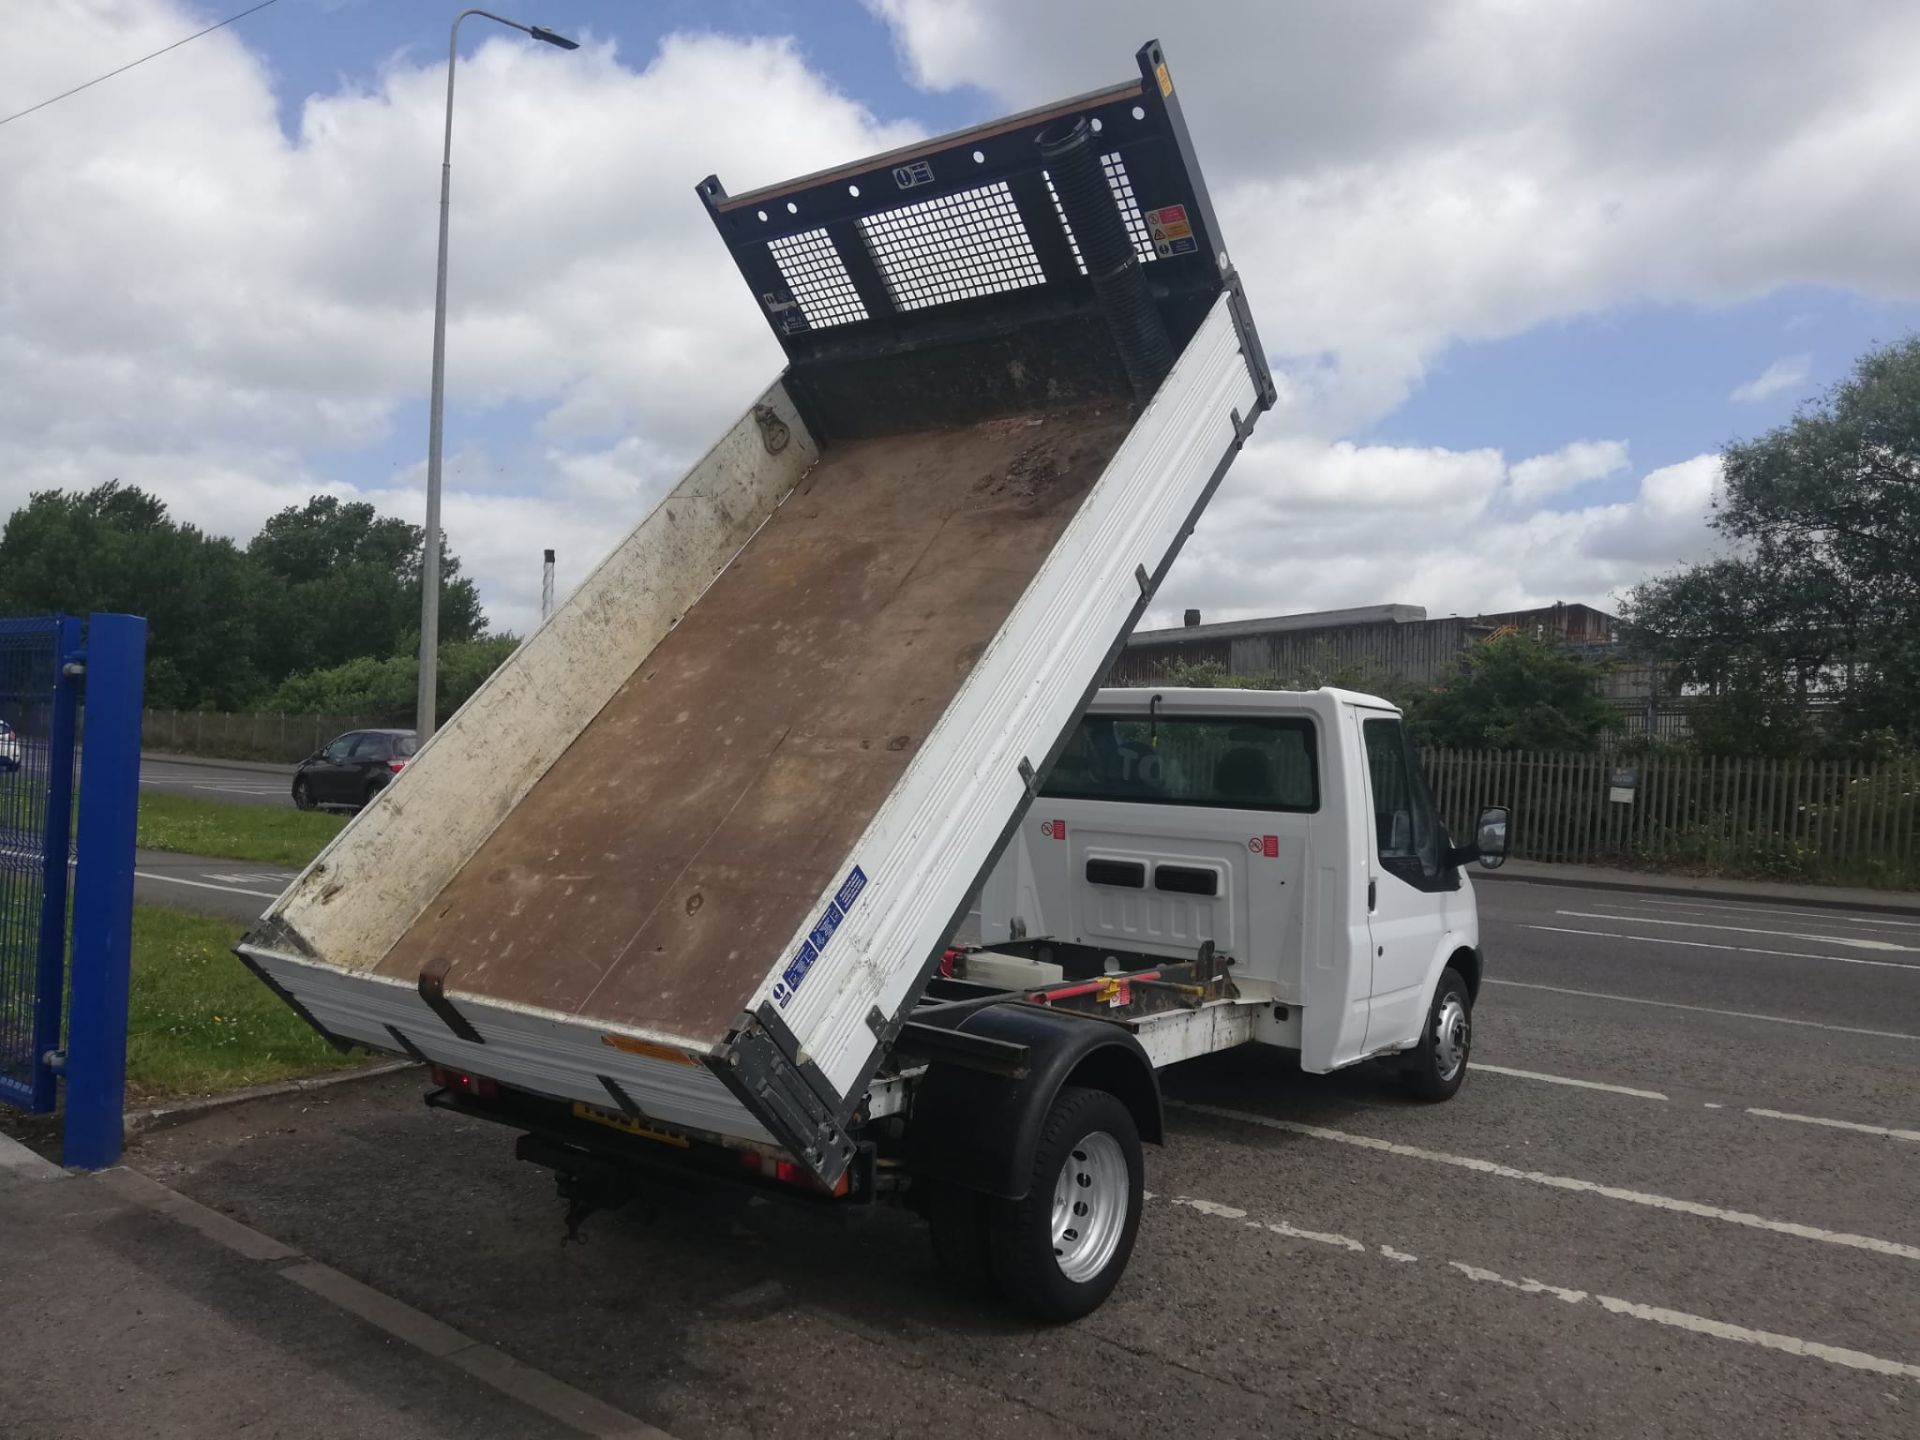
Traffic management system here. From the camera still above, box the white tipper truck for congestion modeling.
[238,40,1510,1321]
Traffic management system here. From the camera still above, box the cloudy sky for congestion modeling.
[7,0,1920,636]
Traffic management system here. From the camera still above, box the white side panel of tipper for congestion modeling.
[766,295,1261,1097]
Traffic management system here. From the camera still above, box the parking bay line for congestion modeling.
[1603,895,1920,931]
[1473,1062,1669,1101]
[1522,921,1920,972]
[1484,977,1920,1042]
[1169,1100,1920,1264]
[1157,1192,1920,1384]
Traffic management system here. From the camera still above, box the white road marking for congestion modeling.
[1524,922,1920,973]
[1485,977,1920,1041]
[1450,1261,1586,1304]
[1258,1218,1364,1252]
[1171,1196,1247,1219]
[1170,1100,1920,1264]
[1607,895,1920,931]
[1556,909,1920,954]
[1474,1062,1669,1101]
[1156,1192,1920,1383]
[133,871,280,900]
[1477,1060,1919,1145]
[1746,1109,1920,1144]
[1591,1294,1920,1382]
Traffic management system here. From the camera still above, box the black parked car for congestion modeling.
[292,729,418,811]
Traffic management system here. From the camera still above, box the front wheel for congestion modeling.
[291,777,316,811]
[1401,966,1472,1101]
[988,1085,1143,1322]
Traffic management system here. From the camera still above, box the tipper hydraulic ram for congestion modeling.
[238,41,1275,1195]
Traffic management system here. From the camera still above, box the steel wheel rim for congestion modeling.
[1434,994,1470,1081]
[1050,1130,1129,1284]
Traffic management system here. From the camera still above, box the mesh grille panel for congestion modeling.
[1045,152,1157,273]
[860,181,1045,312]
[767,228,868,330]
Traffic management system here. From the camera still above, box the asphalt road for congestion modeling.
[140,756,293,808]
[133,848,295,923]
[133,877,1920,1439]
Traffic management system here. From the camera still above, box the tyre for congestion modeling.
[361,779,385,809]
[927,1181,997,1297]
[1401,965,1472,1102]
[292,777,315,811]
[987,1085,1143,1322]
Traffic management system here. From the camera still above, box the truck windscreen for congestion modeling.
[1041,714,1319,812]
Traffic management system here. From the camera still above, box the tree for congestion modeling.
[1621,337,1920,751]
[264,636,519,724]
[0,482,263,708]
[246,496,484,689]
[1404,633,1618,751]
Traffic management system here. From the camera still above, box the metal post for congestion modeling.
[64,613,147,1169]
[541,547,555,622]
[26,616,82,1115]
[416,10,578,745]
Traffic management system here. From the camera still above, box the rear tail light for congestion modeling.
[388,758,407,772]
[430,1065,497,1099]
[738,1149,851,1197]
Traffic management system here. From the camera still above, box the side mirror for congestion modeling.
[1473,805,1510,869]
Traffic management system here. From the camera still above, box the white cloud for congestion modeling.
[869,1,1920,433]
[1729,353,1812,404]
[1507,439,1631,502]
[2,1,1903,647]
[1,3,919,636]
[1151,441,1723,627]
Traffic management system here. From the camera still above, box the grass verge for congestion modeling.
[137,792,345,869]
[127,903,366,1100]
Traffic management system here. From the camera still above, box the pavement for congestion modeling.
[0,1146,659,1439]
[6,871,1918,1436]
[141,752,296,808]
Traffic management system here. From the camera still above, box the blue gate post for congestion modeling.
[64,613,147,1169]
[27,616,83,1114]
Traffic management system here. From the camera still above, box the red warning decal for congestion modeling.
[1263,835,1279,858]
[1041,819,1066,840]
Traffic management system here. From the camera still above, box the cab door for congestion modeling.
[1355,711,1456,1052]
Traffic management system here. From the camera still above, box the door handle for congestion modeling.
[1367,878,1377,912]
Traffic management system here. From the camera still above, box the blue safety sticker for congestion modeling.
[776,864,872,1008]
[834,866,868,913]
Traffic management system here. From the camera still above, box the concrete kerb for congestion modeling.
[124,1059,418,1138]
[1478,864,1920,918]
[0,1130,65,1180]
[142,750,297,775]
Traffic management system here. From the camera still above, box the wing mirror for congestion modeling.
[1446,805,1510,870]
[1472,805,1510,869]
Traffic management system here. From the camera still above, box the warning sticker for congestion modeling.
[1145,204,1198,259]
[775,864,871,1008]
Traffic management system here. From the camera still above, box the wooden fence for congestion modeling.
[1423,749,1920,886]
[142,710,387,764]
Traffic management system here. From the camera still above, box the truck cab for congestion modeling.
[980,686,1501,1090]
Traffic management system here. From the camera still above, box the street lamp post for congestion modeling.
[416,9,578,744]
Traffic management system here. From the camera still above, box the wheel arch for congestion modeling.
[1448,944,1482,1000]
[906,1004,1161,1201]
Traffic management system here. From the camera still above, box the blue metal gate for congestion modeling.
[0,616,81,1113]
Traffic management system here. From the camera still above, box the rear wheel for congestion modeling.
[361,778,385,808]
[291,777,315,811]
[988,1086,1142,1322]
[1401,966,1472,1101]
